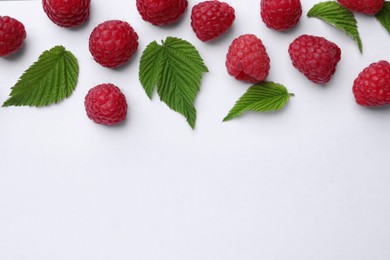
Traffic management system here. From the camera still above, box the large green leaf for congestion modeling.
[308,1,363,53]
[139,37,208,129]
[3,46,79,107]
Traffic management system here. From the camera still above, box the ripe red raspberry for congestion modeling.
[89,20,138,68]
[136,0,188,26]
[261,0,302,31]
[42,0,91,27]
[353,60,390,107]
[226,34,270,83]
[84,83,128,125]
[337,0,384,15]
[191,1,235,42]
[0,16,26,57]
[288,35,341,84]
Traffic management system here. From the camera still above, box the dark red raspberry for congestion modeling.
[136,0,188,26]
[288,35,341,84]
[261,0,302,31]
[42,0,91,27]
[89,20,138,68]
[0,16,26,57]
[84,83,128,125]
[226,34,270,83]
[353,60,390,107]
[191,1,235,42]
[338,0,384,15]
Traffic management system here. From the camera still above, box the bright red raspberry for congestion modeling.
[89,20,138,68]
[353,60,390,107]
[261,0,302,31]
[191,1,235,42]
[0,16,26,57]
[226,34,270,83]
[84,83,128,125]
[136,0,188,26]
[337,0,384,15]
[42,0,91,27]
[288,35,341,84]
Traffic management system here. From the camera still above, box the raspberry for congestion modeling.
[337,0,384,15]
[42,0,91,27]
[261,0,302,31]
[226,34,270,83]
[84,83,128,125]
[0,16,26,57]
[353,60,390,107]
[89,20,138,68]
[136,0,188,26]
[288,35,341,84]
[191,1,235,42]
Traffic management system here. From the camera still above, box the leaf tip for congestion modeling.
[185,113,197,129]
[2,97,14,107]
[188,121,196,129]
[146,93,153,100]
[222,116,231,122]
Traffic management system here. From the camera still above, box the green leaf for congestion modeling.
[307,1,363,53]
[376,2,390,35]
[139,37,208,129]
[3,45,79,107]
[223,81,294,122]
[139,41,163,99]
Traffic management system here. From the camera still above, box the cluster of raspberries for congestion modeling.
[0,0,389,126]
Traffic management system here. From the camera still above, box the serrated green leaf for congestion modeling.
[376,2,390,35]
[139,41,163,99]
[3,45,78,107]
[223,82,294,122]
[162,37,208,73]
[308,1,363,53]
[139,37,208,129]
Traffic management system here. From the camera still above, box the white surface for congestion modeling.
[1,0,390,259]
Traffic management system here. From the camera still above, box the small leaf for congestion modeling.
[139,37,208,129]
[3,45,79,107]
[376,2,390,35]
[308,1,363,53]
[223,81,294,122]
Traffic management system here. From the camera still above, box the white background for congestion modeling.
[1,0,390,259]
